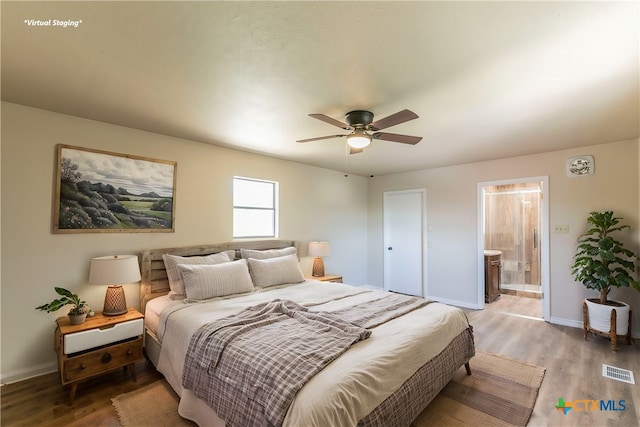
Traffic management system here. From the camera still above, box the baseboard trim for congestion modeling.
[549,316,582,329]
[549,316,640,339]
[0,362,57,386]
[427,295,480,310]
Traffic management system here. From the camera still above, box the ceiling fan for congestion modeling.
[297,109,423,154]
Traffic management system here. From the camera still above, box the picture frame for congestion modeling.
[53,144,177,233]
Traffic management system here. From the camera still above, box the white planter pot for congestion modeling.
[585,298,630,335]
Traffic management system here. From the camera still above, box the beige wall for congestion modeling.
[0,102,368,382]
[2,101,639,383]
[367,139,639,334]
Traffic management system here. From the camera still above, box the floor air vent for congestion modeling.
[602,364,635,384]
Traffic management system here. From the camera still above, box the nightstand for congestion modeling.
[306,274,343,283]
[54,307,144,405]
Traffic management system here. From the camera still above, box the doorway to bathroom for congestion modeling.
[478,177,550,321]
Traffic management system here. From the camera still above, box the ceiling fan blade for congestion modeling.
[308,114,350,130]
[297,134,346,143]
[369,109,418,131]
[372,132,422,145]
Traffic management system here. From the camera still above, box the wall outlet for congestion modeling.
[554,225,570,233]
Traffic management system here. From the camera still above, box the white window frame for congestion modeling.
[233,176,279,239]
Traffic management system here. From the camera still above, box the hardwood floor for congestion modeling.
[465,307,639,426]
[2,307,638,426]
[484,293,543,318]
[1,362,163,427]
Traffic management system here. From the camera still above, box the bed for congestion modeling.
[140,240,475,427]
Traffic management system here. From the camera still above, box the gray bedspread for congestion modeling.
[182,293,428,427]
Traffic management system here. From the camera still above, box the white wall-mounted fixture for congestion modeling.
[566,155,594,177]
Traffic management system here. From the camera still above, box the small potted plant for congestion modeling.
[571,211,639,349]
[36,287,88,324]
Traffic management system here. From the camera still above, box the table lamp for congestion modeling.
[308,241,330,277]
[89,255,141,316]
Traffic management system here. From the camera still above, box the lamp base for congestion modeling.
[103,285,128,316]
[312,257,325,277]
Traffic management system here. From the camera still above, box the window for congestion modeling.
[233,177,278,238]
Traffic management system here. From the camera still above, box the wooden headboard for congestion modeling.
[139,240,298,313]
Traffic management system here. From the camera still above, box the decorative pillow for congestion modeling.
[177,259,254,301]
[240,246,297,260]
[163,251,234,296]
[247,253,305,288]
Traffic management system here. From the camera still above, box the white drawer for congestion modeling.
[64,318,143,355]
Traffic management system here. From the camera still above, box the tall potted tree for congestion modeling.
[572,211,639,348]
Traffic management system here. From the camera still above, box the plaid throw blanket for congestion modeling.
[332,292,430,328]
[182,294,428,427]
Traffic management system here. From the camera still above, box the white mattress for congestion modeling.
[144,295,180,337]
[154,280,470,427]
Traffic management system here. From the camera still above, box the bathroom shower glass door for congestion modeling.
[484,182,541,294]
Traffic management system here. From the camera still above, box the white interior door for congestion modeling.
[383,189,425,296]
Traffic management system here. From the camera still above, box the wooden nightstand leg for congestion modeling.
[68,382,78,406]
[128,363,137,382]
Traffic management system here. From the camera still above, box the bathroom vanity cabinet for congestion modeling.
[484,251,502,303]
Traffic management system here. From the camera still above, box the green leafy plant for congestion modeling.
[571,211,640,304]
[36,287,87,315]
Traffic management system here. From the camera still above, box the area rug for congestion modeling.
[111,380,194,427]
[413,351,546,426]
[112,352,545,427]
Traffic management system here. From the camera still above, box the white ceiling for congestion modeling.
[2,1,638,177]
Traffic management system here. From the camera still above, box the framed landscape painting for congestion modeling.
[53,144,177,233]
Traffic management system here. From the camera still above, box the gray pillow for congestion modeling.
[163,251,234,296]
[240,246,297,260]
[178,259,254,300]
[247,253,305,288]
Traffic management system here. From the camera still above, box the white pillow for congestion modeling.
[247,253,305,288]
[163,251,233,296]
[178,259,254,301]
[240,246,297,260]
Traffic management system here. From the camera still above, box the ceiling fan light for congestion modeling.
[347,131,371,149]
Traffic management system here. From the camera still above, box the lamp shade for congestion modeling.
[89,255,140,316]
[89,255,141,285]
[308,241,330,257]
[346,131,372,149]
